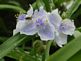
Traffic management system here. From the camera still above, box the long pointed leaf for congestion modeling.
[0,4,26,13]
[66,0,81,18]
[47,35,81,61]
[0,34,27,59]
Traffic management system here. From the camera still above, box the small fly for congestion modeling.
[26,17,32,20]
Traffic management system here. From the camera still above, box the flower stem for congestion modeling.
[45,41,53,61]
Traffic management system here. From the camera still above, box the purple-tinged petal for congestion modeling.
[33,10,39,18]
[16,21,27,30]
[20,21,37,35]
[59,19,75,35]
[48,9,62,27]
[33,7,47,19]
[38,23,55,40]
[36,18,44,26]
[13,21,27,35]
[55,32,67,47]
[39,6,47,16]
[17,14,26,21]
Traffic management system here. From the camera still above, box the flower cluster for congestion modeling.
[13,5,75,47]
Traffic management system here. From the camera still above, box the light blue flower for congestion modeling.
[13,6,55,40]
[14,5,75,47]
[48,9,75,47]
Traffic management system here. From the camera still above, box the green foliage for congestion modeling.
[7,48,38,61]
[47,35,81,61]
[65,0,81,18]
[0,33,27,58]
[42,0,51,12]
[0,0,81,61]
[0,4,26,13]
[68,50,81,61]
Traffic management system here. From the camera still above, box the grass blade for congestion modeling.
[0,34,27,59]
[66,0,81,18]
[68,50,81,61]
[0,4,26,13]
[47,35,81,61]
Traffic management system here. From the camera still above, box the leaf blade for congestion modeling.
[0,34,27,59]
[47,35,81,61]
[0,4,26,13]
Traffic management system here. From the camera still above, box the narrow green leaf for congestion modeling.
[0,34,27,59]
[68,50,81,61]
[7,49,23,60]
[47,35,81,61]
[74,30,81,38]
[71,7,81,19]
[66,0,81,18]
[77,27,81,32]
[0,4,26,13]
[8,1,21,6]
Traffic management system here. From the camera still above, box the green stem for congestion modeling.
[45,41,53,61]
